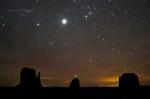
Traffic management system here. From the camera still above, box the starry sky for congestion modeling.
[0,0,150,87]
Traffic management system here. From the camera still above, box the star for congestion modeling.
[2,24,5,27]
[74,74,78,78]
[134,47,137,50]
[102,38,105,41]
[62,18,67,25]
[49,41,53,47]
[85,15,88,18]
[124,10,128,15]
[88,11,92,15]
[37,23,40,26]
[88,59,93,63]
[105,41,109,45]
[111,48,115,52]
[129,52,133,56]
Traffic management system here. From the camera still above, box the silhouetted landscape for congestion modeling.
[0,67,149,99]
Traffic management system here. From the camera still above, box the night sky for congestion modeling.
[0,0,150,87]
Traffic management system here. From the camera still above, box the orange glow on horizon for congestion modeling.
[97,76,119,87]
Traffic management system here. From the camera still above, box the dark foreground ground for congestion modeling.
[0,86,149,99]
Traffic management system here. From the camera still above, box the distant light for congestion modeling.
[49,41,53,47]
[102,38,105,41]
[111,48,115,51]
[84,15,88,21]
[2,24,5,27]
[88,11,92,15]
[85,15,88,18]
[134,47,137,50]
[62,18,67,25]
[74,74,78,78]
[37,23,40,26]
[89,59,93,63]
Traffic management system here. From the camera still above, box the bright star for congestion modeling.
[37,23,40,26]
[62,18,67,25]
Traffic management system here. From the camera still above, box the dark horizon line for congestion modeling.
[0,85,150,88]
